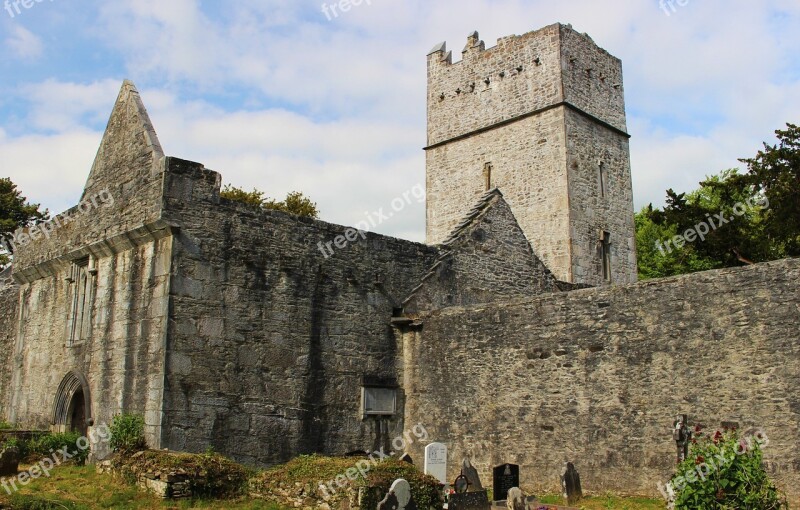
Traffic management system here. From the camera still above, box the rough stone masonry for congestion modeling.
[0,22,797,501]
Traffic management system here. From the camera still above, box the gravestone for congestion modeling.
[378,478,417,510]
[449,489,490,510]
[399,453,413,464]
[561,462,582,505]
[0,445,19,476]
[424,442,447,484]
[492,463,519,502]
[454,474,469,494]
[462,457,483,491]
[506,487,526,510]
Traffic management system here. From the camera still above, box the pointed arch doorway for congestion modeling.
[52,371,93,436]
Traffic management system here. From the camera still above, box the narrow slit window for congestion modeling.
[599,162,608,198]
[601,232,612,282]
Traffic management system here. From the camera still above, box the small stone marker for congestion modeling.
[492,463,519,502]
[506,487,526,510]
[378,478,417,510]
[561,462,582,505]
[399,452,413,464]
[462,457,483,491]
[424,442,448,484]
[0,445,20,476]
[449,489,490,510]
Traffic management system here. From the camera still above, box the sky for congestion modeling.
[0,0,798,242]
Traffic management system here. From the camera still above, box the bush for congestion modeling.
[26,432,89,465]
[109,413,146,453]
[667,426,787,509]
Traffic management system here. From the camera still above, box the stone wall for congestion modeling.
[560,27,627,133]
[0,277,19,421]
[400,258,800,500]
[6,239,172,455]
[159,158,439,466]
[425,110,571,278]
[565,109,637,285]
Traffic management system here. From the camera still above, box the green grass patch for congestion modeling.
[537,492,664,509]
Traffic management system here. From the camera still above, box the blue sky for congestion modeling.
[1,0,799,241]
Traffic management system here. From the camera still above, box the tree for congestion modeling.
[636,123,799,279]
[732,123,800,256]
[0,178,49,268]
[220,185,319,219]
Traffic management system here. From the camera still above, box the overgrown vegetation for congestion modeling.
[637,123,800,279]
[667,427,787,509]
[116,449,252,500]
[251,455,442,510]
[220,185,319,218]
[0,464,283,509]
[109,413,147,453]
[0,420,13,430]
[4,431,89,465]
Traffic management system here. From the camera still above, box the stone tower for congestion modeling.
[425,23,637,285]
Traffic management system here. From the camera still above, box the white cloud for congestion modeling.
[4,26,43,59]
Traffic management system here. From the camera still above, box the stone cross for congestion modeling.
[673,414,692,463]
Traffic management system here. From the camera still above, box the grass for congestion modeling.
[0,465,287,510]
[537,492,664,509]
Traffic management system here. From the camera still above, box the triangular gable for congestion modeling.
[82,81,164,200]
[403,189,560,313]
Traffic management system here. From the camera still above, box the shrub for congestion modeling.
[667,426,787,509]
[109,413,146,453]
[26,432,89,465]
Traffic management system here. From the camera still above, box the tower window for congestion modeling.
[598,162,608,198]
[601,232,612,282]
[483,162,493,191]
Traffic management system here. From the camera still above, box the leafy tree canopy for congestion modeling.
[637,123,799,279]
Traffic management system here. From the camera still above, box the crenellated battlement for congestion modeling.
[426,24,626,148]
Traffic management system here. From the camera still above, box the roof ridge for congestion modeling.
[439,188,502,247]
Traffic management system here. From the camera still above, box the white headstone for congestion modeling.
[424,442,448,484]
